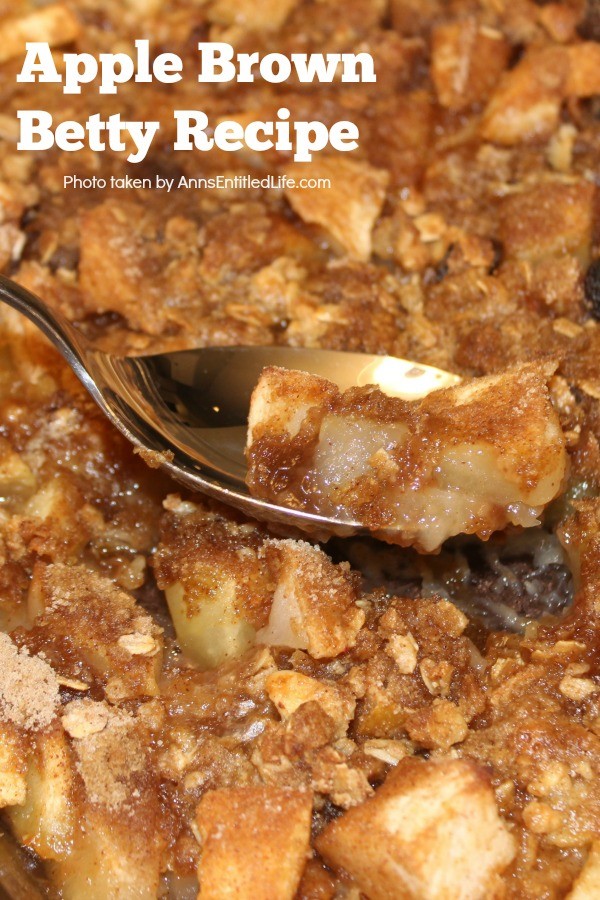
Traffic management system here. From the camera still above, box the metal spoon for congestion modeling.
[0,274,460,537]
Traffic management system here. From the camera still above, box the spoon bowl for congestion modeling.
[0,274,460,537]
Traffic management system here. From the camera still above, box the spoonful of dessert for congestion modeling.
[0,274,567,547]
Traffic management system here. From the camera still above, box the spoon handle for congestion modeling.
[0,274,90,374]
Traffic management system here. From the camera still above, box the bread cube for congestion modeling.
[266,670,355,738]
[481,47,569,144]
[247,367,337,451]
[317,758,515,900]
[79,201,158,332]
[284,158,388,261]
[195,786,312,899]
[499,181,595,268]
[0,4,80,64]
[257,539,365,658]
[431,20,509,110]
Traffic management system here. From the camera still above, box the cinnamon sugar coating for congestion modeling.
[246,362,568,550]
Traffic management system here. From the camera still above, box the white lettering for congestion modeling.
[17,111,159,163]
[16,43,62,84]
[340,52,376,83]
[123,121,160,163]
[63,52,98,94]
[237,52,260,83]
[17,110,55,150]
[18,40,184,93]
[173,110,213,149]
[196,43,375,86]
[99,52,135,95]
[245,121,274,151]
[152,52,182,83]
[172,108,360,162]
[274,108,293,151]
[260,53,292,83]
[55,120,85,150]
[291,52,341,83]
[197,42,236,83]
[293,121,329,162]
[213,121,244,151]
[155,175,175,191]
[329,121,359,152]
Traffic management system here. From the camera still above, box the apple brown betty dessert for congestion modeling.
[1,0,600,898]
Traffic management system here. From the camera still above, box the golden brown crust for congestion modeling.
[195,786,312,900]
[317,758,516,900]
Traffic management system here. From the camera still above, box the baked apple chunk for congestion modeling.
[153,498,365,668]
[246,361,568,551]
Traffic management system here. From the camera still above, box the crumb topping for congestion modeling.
[69,700,147,812]
[0,632,59,730]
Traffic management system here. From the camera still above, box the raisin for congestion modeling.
[48,245,80,273]
[578,0,600,40]
[584,258,600,319]
[488,239,503,275]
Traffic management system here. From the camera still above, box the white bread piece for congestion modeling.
[195,786,312,900]
[317,758,515,900]
[0,4,80,64]
[566,843,600,899]
[284,158,389,261]
[247,366,336,448]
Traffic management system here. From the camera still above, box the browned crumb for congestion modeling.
[134,446,175,469]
